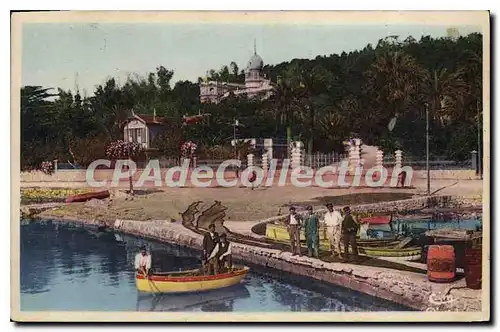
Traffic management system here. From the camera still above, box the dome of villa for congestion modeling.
[247,53,264,71]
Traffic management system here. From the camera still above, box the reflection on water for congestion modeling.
[137,285,250,312]
[20,221,412,312]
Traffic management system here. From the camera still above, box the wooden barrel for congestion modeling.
[464,247,482,289]
[427,245,456,282]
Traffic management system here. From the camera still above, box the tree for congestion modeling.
[285,61,333,160]
[230,61,239,77]
[268,75,297,155]
[421,67,467,125]
[20,32,484,167]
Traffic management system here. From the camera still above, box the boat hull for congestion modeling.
[265,223,397,246]
[65,190,110,203]
[265,223,420,261]
[136,266,249,294]
[357,247,422,261]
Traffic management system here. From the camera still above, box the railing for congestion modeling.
[382,155,472,170]
[55,162,84,170]
[304,152,348,169]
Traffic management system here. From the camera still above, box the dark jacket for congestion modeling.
[285,213,302,226]
[216,241,231,259]
[202,232,218,257]
[342,214,358,234]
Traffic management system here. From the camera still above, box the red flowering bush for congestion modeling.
[40,161,55,175]
[105,140,144,159]
[180,141,197,159]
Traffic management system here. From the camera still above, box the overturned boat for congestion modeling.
[65,190,110,203]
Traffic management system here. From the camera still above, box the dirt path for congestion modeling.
[40,186,418,222]
[29,178,483,222]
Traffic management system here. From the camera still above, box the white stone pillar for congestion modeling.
[291,141,303,169]
[262,152,268,171]
[247,153,254,168]
[395,150,402,170]
[264,138,273,162]
[375,150,384,169]
[291,147,300,169]
[351,146,361,171]
[298,141,304,168]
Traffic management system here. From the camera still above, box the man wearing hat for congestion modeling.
[205,233,221,275]
[134,245,152,276]
[323,203,343,258]
[217,233,233,272]
[203,224,218,262]
[285,206,302,256]
[304,205,320,258]
[342,206,359,261]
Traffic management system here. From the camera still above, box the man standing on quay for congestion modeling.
[342,206,359,261]
[304,205,320,258]
[323,203,343,258]
[285,206,302,256]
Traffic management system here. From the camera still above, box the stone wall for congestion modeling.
[21,168,480,184]
[413,170,479,180]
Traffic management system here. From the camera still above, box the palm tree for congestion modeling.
[271,76,298,157]
[365,51,423,119]
[286,63,332,162]
[420,67,467,125]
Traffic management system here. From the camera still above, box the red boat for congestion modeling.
[65,190,110,203]
[359,215,392,225]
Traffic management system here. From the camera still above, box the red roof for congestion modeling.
[137,114,164,124]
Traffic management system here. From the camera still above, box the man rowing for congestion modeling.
[134,245,152,276]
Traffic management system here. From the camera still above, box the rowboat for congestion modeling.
[136,265,250,294]
[65,190,110,203]
[357,246,422,261]
[265,223,421,261]
[265,223,397,246]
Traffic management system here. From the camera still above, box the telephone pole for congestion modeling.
[425,103,430,196]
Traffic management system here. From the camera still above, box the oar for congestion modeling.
[141,268,161,297]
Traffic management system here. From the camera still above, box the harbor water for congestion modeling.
[20,220,412,312]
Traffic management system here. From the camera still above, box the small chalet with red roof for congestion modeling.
[122,113,165,150]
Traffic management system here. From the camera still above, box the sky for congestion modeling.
[21,23,480,96]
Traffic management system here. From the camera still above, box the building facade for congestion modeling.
[123,114,165,150]
[199,48,275,104]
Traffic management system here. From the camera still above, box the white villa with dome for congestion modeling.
[199,46,275,104]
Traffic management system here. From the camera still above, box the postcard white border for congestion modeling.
[10,10,490,323]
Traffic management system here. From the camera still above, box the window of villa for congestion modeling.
[127,128,146,144]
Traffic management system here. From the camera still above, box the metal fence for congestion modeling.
[304,152,348,169]
[382,155,473,170]
[56,162,84,170]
